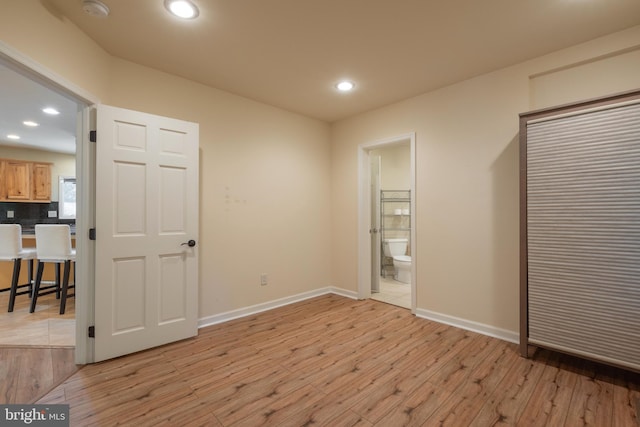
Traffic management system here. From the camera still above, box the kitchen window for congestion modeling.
[58,176,76,219]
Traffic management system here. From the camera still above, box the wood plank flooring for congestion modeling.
[24,295,640,425]
[0,347,78,404]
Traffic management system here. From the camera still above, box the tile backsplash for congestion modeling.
[0,202,75,232]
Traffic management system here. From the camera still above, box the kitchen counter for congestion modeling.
[18,224,76,238]
[21,233,76,240]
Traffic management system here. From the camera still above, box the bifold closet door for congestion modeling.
[525,100,640,371]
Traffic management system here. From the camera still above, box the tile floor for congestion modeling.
[371,275,411,309]
[0,290,75,347]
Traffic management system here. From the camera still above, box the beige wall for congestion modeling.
[0,1,332,319]
[2,1,640,338]
[331,25,640,335]
[0,146,75,201]
[107,59,332,315]
[371,143,411,190]
[530,46,640,110]
[0,1,111,101]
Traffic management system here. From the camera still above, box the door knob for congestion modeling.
[181,240,196,247]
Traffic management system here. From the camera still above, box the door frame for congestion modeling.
[358,132,416,312]
[0,42,99,364]
[370,154,381,294]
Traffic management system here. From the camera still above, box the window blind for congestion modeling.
[526,101,640,370]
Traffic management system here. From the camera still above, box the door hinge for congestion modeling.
[88,326,95,338]
[89,228,96,240]
[89,130,97,142]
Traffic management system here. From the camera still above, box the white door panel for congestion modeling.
[94,105,199,362]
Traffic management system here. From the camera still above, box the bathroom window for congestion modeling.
[58,176,76,219]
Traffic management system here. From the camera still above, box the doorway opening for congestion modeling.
[358,133,416,312]
[0,44,97,363]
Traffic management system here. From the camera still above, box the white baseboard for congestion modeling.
[197,288,517,346]
[415,308,519,344]
[328,287,359,300]
[198,286,358,329]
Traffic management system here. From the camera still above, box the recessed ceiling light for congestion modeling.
[165,0,200,19]
[336,81,355,92]
[43,107,60,115]
[23,121,39,127]
[7,134,20,140]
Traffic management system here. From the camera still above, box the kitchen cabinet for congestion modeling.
[32,163,52,201]
[0,159,52,202]
[4,159,31,201]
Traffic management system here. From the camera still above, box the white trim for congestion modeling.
[198,287,358,329]
[74,107,95,364]
[0,42,100,364]
[357,133,417,312]
[195,288,520,349]
[328,287,359,300]
[415,308,519,344]
[357,148,372,300]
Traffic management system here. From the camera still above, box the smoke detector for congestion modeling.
[82,0,110,18]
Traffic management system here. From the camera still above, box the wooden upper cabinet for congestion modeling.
[32,163,52,201]
[0,159,52,202]
[5,160,32,201]
[0,160,4,199]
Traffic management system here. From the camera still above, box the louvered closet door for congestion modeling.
[527,101,640,370]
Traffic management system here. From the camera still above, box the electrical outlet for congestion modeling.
[260,273,268,286]
[6,210,14,218]
[48,211,57,218]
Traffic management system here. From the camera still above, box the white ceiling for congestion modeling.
[46,0,640,123]
[0,62,78,154]
[2,0,640,155]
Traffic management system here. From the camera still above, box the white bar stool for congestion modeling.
[0,224,36,312]
[30,224,76,315]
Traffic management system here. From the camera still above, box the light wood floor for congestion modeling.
[0,347,78,404]
[21,295,640,425]
[0,289,75,346]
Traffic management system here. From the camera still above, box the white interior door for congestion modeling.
[94,105,199,362]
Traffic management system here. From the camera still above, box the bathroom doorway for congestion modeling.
[370,144,411,308]
[357,133,416,312]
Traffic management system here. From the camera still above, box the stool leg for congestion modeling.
[60,260,71,315]
[55,263,61,299]
[8,258,22,312]
[27,259,34,295]
[30,261,45,313]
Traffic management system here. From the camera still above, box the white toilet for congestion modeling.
[382,238,412,284]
